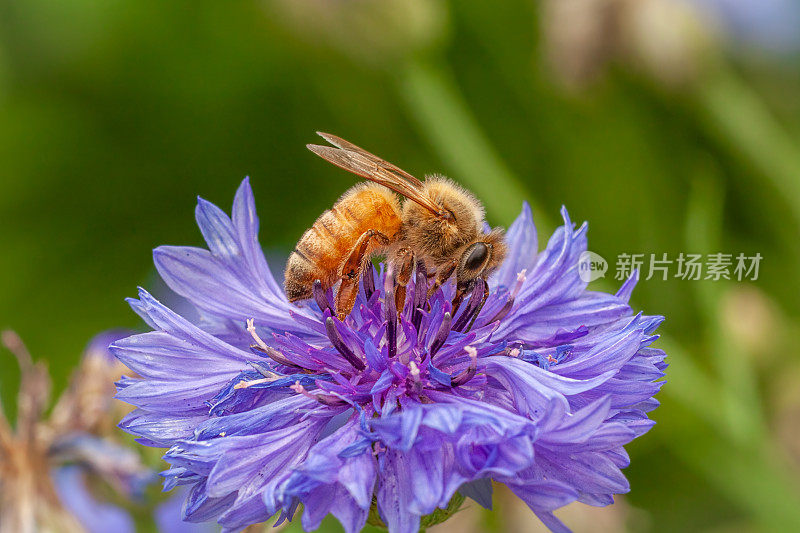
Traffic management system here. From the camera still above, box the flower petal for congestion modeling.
[491,202,537,289]
[153,179,321,339]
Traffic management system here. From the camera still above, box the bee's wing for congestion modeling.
[307,138,445,217]
[315,132,424,188]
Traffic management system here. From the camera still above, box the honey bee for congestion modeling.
[284,132,507,320]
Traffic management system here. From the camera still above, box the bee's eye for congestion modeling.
[464,242,489,271]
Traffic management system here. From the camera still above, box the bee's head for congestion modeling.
[455,228,507,292]
[403,176,485,260]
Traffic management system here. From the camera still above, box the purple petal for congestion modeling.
[120,410,206,447]
[377,450,422,533]
[506,478,578,512]
[491,202,538,290]
[458,478,493,510]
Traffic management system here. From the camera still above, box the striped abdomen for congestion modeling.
[284,183,403,302]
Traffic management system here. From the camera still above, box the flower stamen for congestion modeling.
[313,280,335,316]
[233,377,272,390]
[247,320,303,369]
[362,262,376,301]
[408,361,421,381]
[452,346,478,386]
[325,317,366,371]
[246,319,268,350]
[411,262,428,332]
[453,279,487,332]
[429,312,452,357]
[290,380,345,406]
[385,273,398,360]
[488,269,527,324]
[290,380,315,399]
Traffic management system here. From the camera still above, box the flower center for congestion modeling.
[210,266,542,416]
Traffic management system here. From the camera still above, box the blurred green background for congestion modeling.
[2,0,800,531]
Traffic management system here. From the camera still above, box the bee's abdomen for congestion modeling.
[284,183,402,302]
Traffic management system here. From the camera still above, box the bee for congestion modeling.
[284,132,507,320]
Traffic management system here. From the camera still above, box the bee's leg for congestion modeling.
[451,284,469,317]
[427,259,457,301]
[392,247,415,312]
[336,229,390,320]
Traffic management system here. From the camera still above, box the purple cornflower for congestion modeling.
[113,178,666,533]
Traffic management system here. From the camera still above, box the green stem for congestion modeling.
[696,66,800,232]
[685,169,765,445]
